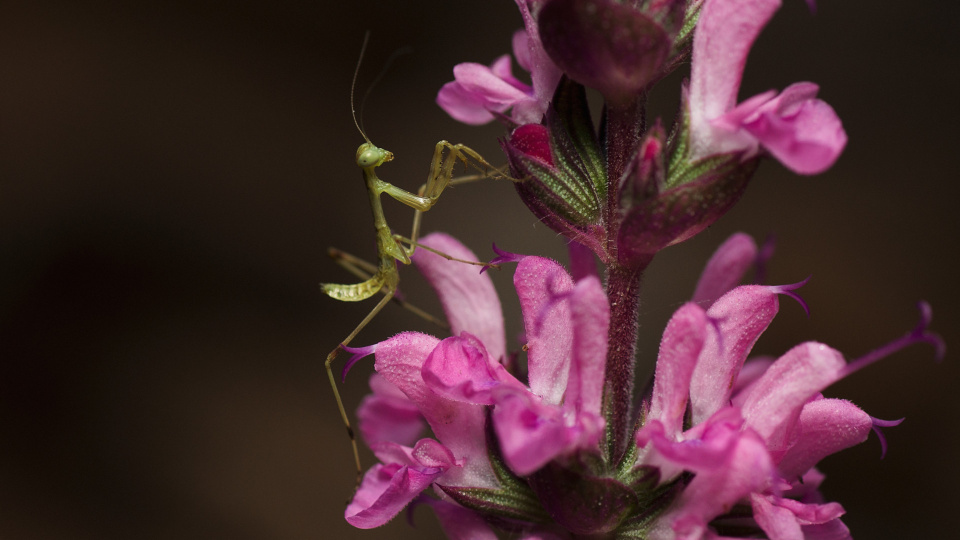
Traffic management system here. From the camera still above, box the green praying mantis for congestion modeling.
[322,36,510,489]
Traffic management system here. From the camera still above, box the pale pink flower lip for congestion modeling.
[688,0,847,174]
[436,1,561,126]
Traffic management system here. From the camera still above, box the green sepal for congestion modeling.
[547,77,607,198]
[510,77,607,228]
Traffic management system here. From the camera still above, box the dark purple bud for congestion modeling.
[508,123,554,166]
[502,78,609,261]
[618,121,667,211]
[538,0,672,103]
[616,154,757,268]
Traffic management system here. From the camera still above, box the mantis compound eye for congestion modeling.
[356,144,392,168]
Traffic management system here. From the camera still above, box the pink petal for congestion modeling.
[776,398,872,479]
[774,497,845,525]
[648,303,709,438]
[564,275,609,417]
[345,462,444,529]
[513,0,562,124]
[374,332,496,488]
[489,54,531,94]
[413,233,506,361]
[422,333,520,405]
[751,493,804,540]
[357,373,425,447]
[741,86,847,175]
[637,412,743,477]
[514,256,575,405]
[512,29,532,73]
[738,342,847,452]
[436,81,500,125]
[650,429,774,539]
[491,388,577,476]
[567,240,599,282]
[691,232,759,307]
[454,60,531,104]
[689,285,781,425]
[689,0,783,157]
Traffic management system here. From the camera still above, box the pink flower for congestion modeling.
[436,1,561,125]
[344,233,611,532]
[343,232,941,538]
[635,234,942,539]
[688,0,847,174]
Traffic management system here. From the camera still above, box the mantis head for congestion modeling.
[356,142,394,169]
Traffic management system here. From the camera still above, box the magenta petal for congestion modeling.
[345,462,444,529]
[691,232,758,307]
[492,388,571,476]
[648,303,709,437]
[514,256,575,405]
[413,232,506,362]
[357,374,425,447]
[689,285,781,425]
[422,333,518,405]
[374,332,496,488]
[739,342,847,451]
[776,398,872,479]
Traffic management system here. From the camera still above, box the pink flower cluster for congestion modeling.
[341,233,940,538]
[439,0,846,175]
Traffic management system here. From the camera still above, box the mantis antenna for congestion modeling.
[350,31,372,144]
[351,31,413,144]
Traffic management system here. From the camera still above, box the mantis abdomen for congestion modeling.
[321,273,387,302]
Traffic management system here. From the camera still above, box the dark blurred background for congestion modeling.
[1,1,957,538]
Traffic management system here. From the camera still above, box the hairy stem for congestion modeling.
[602,260,648,463]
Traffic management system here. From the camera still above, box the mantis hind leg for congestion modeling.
[393,234,498,270]
[325,289,397,492]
